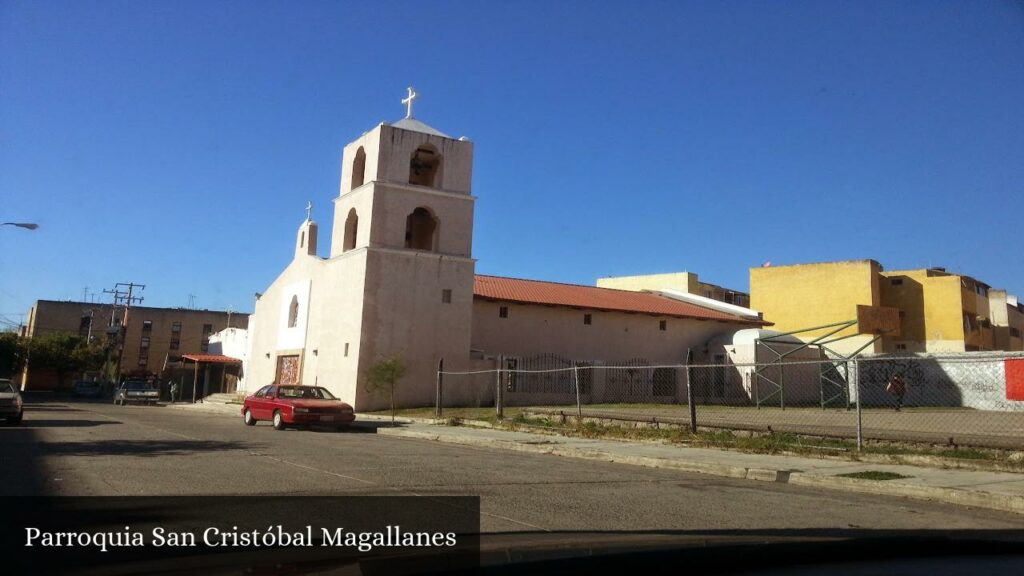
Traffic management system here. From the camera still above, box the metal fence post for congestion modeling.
[496,355,504,420]
[780,362,785,410]
[855,358,863,452]
[573,364,582,421]
[685,349,697,433]
[435,358,443,419]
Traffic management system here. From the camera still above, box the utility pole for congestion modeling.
[103,282,145,382]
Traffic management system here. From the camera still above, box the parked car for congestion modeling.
[71,380,103,398]
[114,380,160,406]
[0,378,24,424]
[242,385,355,431]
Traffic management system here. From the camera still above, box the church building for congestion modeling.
[246,90,765,410]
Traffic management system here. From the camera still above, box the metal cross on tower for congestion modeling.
[402,86,418,119]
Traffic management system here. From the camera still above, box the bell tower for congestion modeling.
[295,201,318,259]
[323,88,476,409]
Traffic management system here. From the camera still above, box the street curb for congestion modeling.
[787,474,1024,515]
[376,427,1024,516]
[158,405,1024,515]
[398,416,1024,475]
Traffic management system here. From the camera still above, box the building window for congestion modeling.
[499,306,508,319]
[344,343,350,357]
[203,323,213,334]
[351,146,366,189]
[659,320,667,331]
[1011,327,1022,338]
[409,145,441,188]
[963,313,976,333]
[895,343,907,351]
[583,314,592,325]
[288,295,299,328]
[200,342,209,353]
[170,339,180,351]
[441,289,452,304]
[404,207,438,251]
[140,337,150,348]
[142,320,152,332]
[138,357,148,367]
[171,321,182,333]
[890,278,903,286]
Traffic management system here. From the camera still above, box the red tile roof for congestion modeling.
[473,275,764,324]
[182,354,242,364]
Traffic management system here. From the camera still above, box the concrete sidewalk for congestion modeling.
[167,402,1024,515]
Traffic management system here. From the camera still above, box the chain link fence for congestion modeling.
[437,354,1024,450]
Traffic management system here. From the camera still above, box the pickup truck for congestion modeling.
[114,380,160,406]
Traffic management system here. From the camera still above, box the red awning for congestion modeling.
[181,354,242,364]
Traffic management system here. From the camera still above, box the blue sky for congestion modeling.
[2,0,1022,325]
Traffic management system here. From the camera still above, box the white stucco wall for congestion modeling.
[276,279,312,351]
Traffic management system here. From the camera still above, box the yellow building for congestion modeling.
[750,260,1021,354]
[749,260,883,355]
[880,268,995,352]
[597,271,750,307]
[987,289,1024,352]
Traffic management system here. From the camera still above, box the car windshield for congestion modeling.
[277,387,336,400]
[5,4,1024,574]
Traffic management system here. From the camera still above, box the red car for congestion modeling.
[242,385,355,431]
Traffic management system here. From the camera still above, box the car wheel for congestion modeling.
[8,411,22,425]
[272,410,285,431]
[243,409,256,426]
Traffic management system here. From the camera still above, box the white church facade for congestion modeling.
[246,92,766,410]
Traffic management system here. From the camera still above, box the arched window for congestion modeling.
[288,295,299,328]
[404,207,438,251]
[409,145,442,188]
[299,230,305,248]
[343,208,358,252]
[351,147,366,190]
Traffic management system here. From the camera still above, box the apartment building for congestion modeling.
[596,271,751,308]
[749,260,1021,354]
[21,300,248,390]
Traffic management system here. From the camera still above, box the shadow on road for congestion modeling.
[27,439,258,458]
[5,419,120,428]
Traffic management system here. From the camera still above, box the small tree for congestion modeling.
[365,355,406,425]
[31,333,106,389]
[0,331,27,378]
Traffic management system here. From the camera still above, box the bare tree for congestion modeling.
[365,355,406,425]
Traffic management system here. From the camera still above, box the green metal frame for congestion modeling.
[753,321,885,410]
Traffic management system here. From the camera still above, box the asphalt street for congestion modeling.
[3,398,1023,543]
